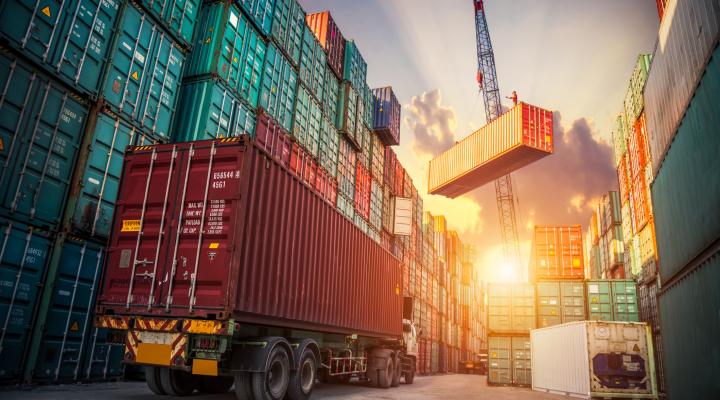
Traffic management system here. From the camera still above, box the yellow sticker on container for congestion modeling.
[545,135,551,143]
[131,71,139,80]
[70,321,79,332]
[121,219,141,232]
[208,243,219,249]
[41,6,51,17]
[573,258,580,267]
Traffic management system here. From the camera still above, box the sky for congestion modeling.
[300,0,660,281]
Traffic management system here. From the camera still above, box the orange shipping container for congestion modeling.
[428,102,553,198]
[631,172,651,233]
[530,225,585,281]
[305,11,345,79]
[628,113,650,180]
[617,154,630,204]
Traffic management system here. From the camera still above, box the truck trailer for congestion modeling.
[94,135,418,399]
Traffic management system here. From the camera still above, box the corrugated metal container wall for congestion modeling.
[530,225,585,281]
[101,4,185,140]
[586,280,638,322]
[354,162,371,220]
[292,83,322,156]
[337,136,356,200]
[659,248,720,400]
[184,2,266,108]
[305,11,345,79]
[601,191,621,234]
[372,87,401,146]
[370,134,384,183]
[651,45,719,284]
[612,114,627,166]
[337,82,360,149]
[259,42,297,132]
[322,64,340,125]
[98,139,403,337]
[0,219,53,382]
[623,54,651,124]
[0,52,88,230]
[317,116,339,178]
[368,179,382,231]
[342,40,367,91]
[618,154,630,204]
[299,26,326,102]
[237,0,274,36]
[428,103,553,198]
[487,283,536,334]
[270,0,305,67]
[0,0,120,98]
[361,83,373,129]
[643,0,719,172]
[139,0,199,47]
[536,281,586,328]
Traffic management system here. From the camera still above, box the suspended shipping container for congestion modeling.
[305,11,345,79]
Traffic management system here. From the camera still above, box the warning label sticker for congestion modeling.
[121,219,141,232]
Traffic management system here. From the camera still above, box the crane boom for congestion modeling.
[473,0,521,266]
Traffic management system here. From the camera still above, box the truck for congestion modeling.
[94,133,418,400]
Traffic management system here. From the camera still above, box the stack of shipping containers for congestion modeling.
[584,192,624,280]
[0,0,485,384]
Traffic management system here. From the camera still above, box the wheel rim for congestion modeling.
[267,357,288,397]
[300,358,314,393]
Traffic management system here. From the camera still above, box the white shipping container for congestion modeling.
[531,321,658,399]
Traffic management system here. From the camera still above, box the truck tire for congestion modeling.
[286,347,316,400]
[145,366,166,395]
[198,375,234,393]
[367,349,393,389]
[159,368,196,396]
[234,372,254,400]
[404,367,415,384]
[251,345,290,400]
[391,355,401,387]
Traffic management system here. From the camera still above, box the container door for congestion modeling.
[561,281,587,323]
[587,281,612,320]
[488,336,511,384]
[536,281,560,327]
[511,336,531,385]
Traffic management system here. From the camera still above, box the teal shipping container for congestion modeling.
[651,46,720,285]
[0,0,120,98]
[82,327,125,381]
[69,111,158,238]
[185,2,266,109]
[31,238,122,382]
[659,247,720,400]
[317,116,339,178]
[361,83,374,129]
[0,219,54,382]
[139,0,200,47]
[259,42,297,132]
[487,283,536,334]
[0,52,88,230]
[101,4,185,141]
[337,81,360,149]
[270,0,305,67]
[342,40,367,92]
[299,25,327,102]
[173,78,256,142]
[536,281,586,328]
[237,0,275,36]
[323,63,340,126]
[488,335,531,386]
[586,279,639,321]
[293,83,322,157]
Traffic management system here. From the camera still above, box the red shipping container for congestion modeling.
[306,11,345,79]
[394,163,404,196]
[530,225,585,281]
[314,166,326,195]
[383,147,396,187]
[255,109,292,167]
[98,138,402,338]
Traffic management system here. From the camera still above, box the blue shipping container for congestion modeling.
[185,1,266,109]
[0,219,54,382]
[102,4,185,141]
[173,78,256,142]
[259,42,297,132]
[270,0,305,68]
[139,0,200,47]
[0,0,121,98]
[372,86,401,146]
[237,0,275,36]
[343,40,367,92]
[0,51,88,230]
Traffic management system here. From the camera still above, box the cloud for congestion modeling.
[405,90,457,157]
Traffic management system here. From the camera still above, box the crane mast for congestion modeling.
[473,0,521,267]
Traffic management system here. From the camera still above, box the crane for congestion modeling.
[473,0,521,268]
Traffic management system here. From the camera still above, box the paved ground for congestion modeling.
[1,374,568,400]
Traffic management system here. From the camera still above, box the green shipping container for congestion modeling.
[651,46,720,285]
[317,116,339,178]
[185,2,266,108]
[342,40,367,92]
[0,219,53,382]
[299,26,326,102]
[488,336,531,386]
[536,281,586,328]
[659,248,720,400]
[237,0,274,36]
[512,336,531,386]
[292,83,321,156]
[259,42,297,132]
[0,0,120,98]
[139,0,200,47]
[102,4,185,141]
[0,52,88,230]
[586,279,638,321]
[337,81,360,149]
[488,283,536,334]
[173,78,255,142]
[323,64,340,126]
[362,83,374,129]
[270,0,304,68]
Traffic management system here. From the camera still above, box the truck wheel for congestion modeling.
[159,368,196,396]
[367,349,393,389]
[391,355,401,387]
[234,372,254,400]
[377,358,393,389]
[286,347,316,400]
[145,366,166,395]
[251,346,290,400]
[404,368,415,384]
[198,375,234,393]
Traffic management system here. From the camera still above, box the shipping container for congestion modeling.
[370,133,384,183]
[299,26,327,102]
[623,54,652,124]
[637,280,660,334]
[428,103,553,198]
[102,4,185,140]
[536,281,586,328]
[651,45,719,285]
[531,321,658,399]
[630,169,651,233]
[139,0,199,47]
[529,225,584,281]
[0,52,89,230]
[612,114,627,167]
[305,11,345,80]
[342,40,367,92]
[322,63,340,126]
[488,335,531,386]
[617,154,630,204]
[600,191,621,234]
[0,219,54,382]
[354,162,371,220]
[292,83,321,156]
[172,78,256,142]
[98,138,402,337]
[270,0,305,67]
[254,108,292,167]
[644,0,719,171]
[237,0,274,36]
[0,0,120,98]
[337,136,356,200]
[361,83,374,129]
[184,2,266,108]
[258,42,297,132]
[317,116,339,177]
[586,280,638,322]
[369,179,383,231]
[372,86,401,146]
[337,81,361,149]
[487,283,536,334]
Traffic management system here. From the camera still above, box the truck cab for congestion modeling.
[403,319,419,357]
